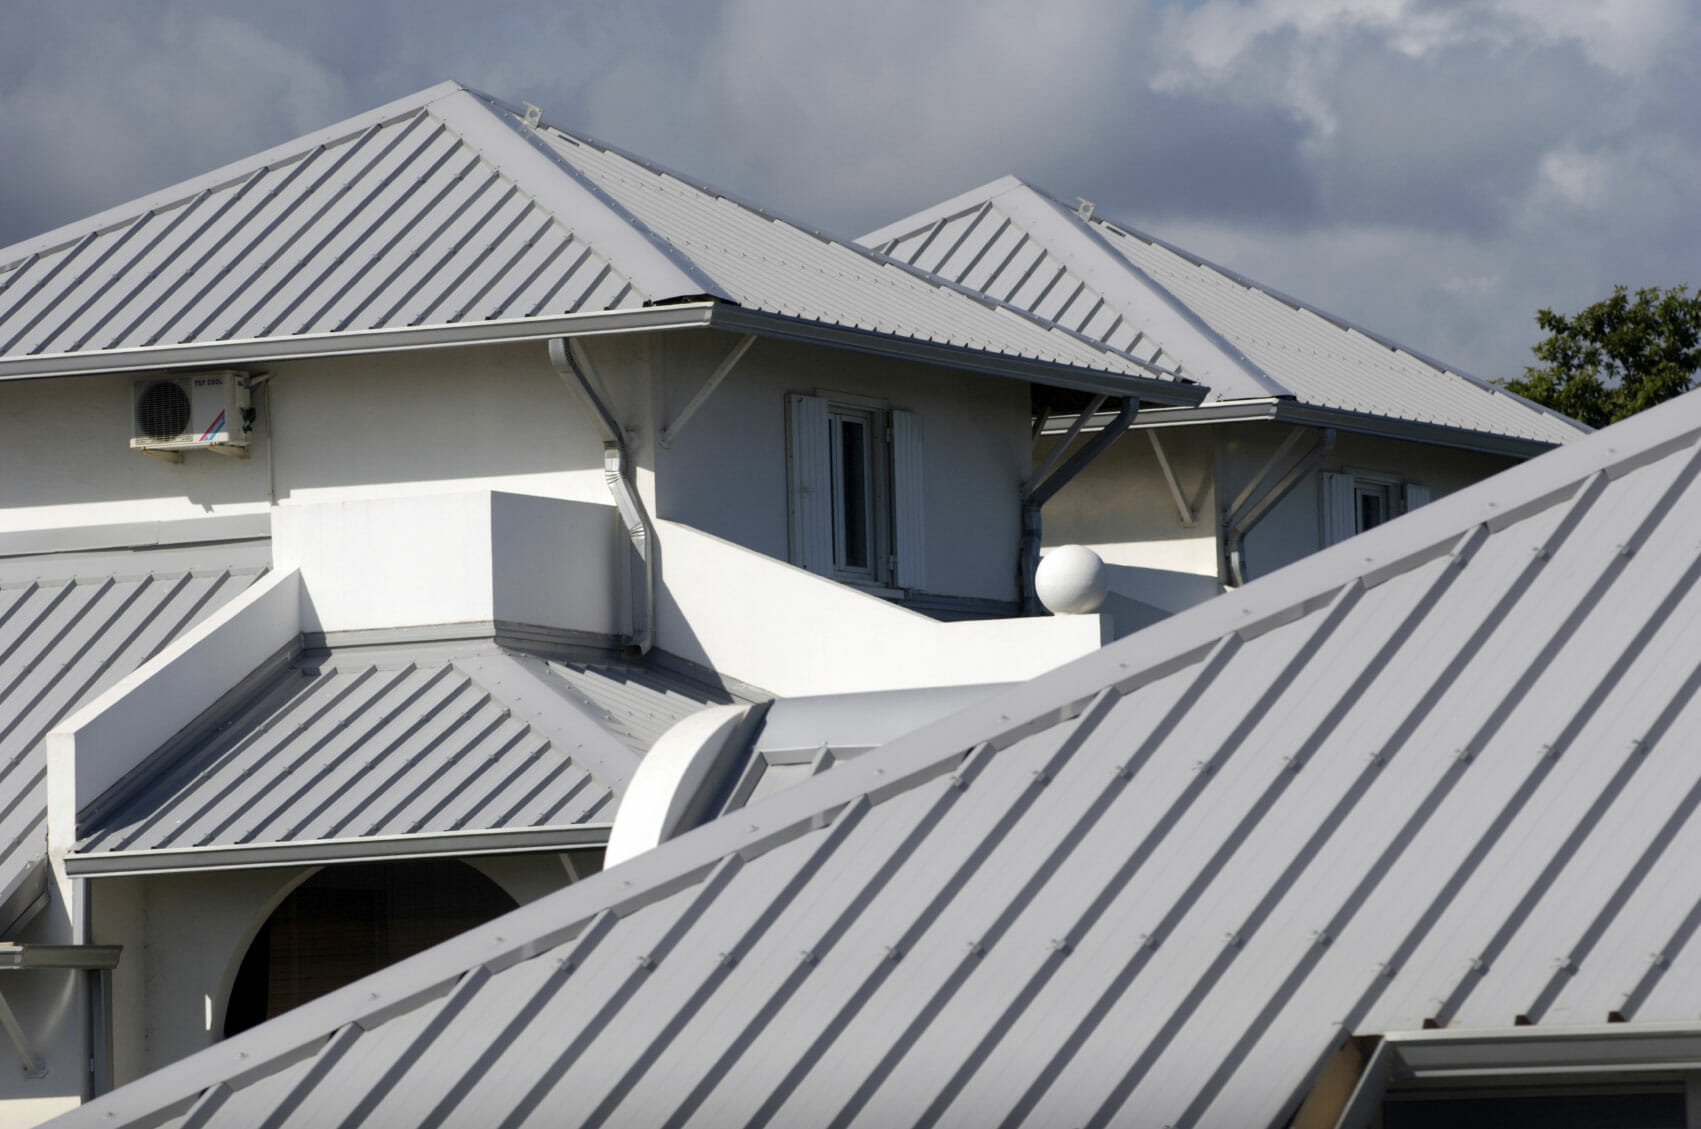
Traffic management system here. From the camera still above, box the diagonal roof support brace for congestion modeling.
[1224,426,1337,587]
[659,334,756,448]
[0,986,43,1078]
[1019,396,1139,615]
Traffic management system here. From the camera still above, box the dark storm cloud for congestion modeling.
[1,0,1698,386]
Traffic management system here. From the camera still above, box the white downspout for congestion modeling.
[549,337,655,656]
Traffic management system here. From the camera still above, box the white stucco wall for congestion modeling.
[0,341,614,534]
[1234,425,1519,580]
[649,331,1032,604]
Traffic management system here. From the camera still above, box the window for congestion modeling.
[787,392,925,589]
[1322,471,1431,545]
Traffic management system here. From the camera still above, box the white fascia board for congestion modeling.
[45,568,302,854]
[0,304,718,381]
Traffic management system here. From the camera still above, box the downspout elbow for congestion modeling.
[551,337,655,655]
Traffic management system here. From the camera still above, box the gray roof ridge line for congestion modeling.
[1006,181,1291,401]
[430,89,727,305]
[1087,213,1590,433]
[856,175,1029,250]
[456,102,1180,383]
[450,649,642,793]
[0,81,468,278]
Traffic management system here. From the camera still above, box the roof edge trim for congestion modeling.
[0,303,719,380]
[1129,400,1564,458]
[65,824,613,877]
[706,305,1206,405]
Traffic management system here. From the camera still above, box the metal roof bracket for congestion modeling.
[658,334,756,448]
[1019,396,1139,614]
[0,985,44,1077]
[1146,430,1198,528]
[1223,426,1336,587]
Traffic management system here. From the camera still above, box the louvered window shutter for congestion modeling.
[1321,472,1355,545]
[787,393,833,573]
[890,409,926,590]
[1404,482,1431,512]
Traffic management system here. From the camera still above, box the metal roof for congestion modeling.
[70,642,736,874]
[0,85,1199,403]
[0,540,268,935]
[862,176,1588,448]
[53,385,1701,1128]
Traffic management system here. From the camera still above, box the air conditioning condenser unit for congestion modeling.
[130,372,252,454]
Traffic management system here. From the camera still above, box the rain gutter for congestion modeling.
[550,336,654,656]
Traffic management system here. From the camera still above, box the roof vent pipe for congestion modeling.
[550,337,654,655]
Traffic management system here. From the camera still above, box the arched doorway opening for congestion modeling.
[223,858,517,1038]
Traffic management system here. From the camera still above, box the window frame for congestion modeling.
[786,390,924,593]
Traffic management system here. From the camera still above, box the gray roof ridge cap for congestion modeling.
[1005,182,1290,401]
[457,109,1177,383]
[0,81,468,276]
[435,89,728,304]
[1088,213,1589,433]
[856,174,1029,249]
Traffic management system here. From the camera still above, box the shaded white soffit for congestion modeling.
[0,85,1199,404]
[863,176,1587,448]
[52,384,1701,1127]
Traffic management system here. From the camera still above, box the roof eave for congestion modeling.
[65,824,613,878]
[1129,399,1566,458]
[0,302,1207,406]
[705,305,1205,406]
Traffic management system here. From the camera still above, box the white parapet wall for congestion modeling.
[272,491,622,637]
[654,520,1109,696]
[45,569,303,858]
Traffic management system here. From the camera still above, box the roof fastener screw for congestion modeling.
[634,955,655,971]
[1049,939,1073,955]
[1224,932,1244,949]
[883,946,902,963]
[1455,749,1474,764]
[1469,957,1488,974]
[798,950,817,966]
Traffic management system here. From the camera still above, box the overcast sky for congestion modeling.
[2,0,1695,383]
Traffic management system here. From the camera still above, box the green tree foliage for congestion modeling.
[1499,284,1701,429]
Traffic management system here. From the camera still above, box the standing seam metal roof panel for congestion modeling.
[73,644,737,862]
[861,177,1587,446]
[0,84,1194,402]
[0,542,269,932]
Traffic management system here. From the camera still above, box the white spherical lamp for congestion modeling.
[1035,545,1109,615]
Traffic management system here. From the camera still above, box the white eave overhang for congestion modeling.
[65,823,613,878]
[0,303,1205,407]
